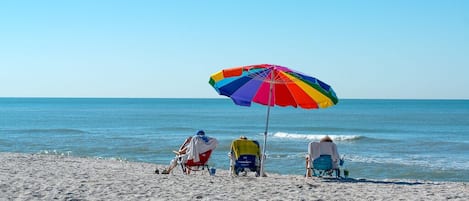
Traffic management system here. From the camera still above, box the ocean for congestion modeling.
[1,98,468,182]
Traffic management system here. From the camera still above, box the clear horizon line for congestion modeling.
[0,96,468,101]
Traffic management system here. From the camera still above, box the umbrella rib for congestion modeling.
[247,68,296,84]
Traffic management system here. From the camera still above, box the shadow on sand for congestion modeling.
[321,177,426,186]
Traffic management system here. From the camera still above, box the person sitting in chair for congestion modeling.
[305,135,340,177]
[161,130,218,174]
[229,136,263,176]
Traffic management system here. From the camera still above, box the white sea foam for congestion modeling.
[38,150,72,156]
[272,132,362,141]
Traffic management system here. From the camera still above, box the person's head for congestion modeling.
[196,130,205,136]
[320,135,333,142]
[240,136,247,140]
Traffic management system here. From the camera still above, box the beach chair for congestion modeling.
[311,155,339,177]
[178,149,213,175]
[306,142,341,177]
[177,135,218,175]
[230,138,261,177]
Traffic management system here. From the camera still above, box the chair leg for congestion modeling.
[179,163,185,175]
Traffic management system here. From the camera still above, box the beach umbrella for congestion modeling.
[208,64,338,176]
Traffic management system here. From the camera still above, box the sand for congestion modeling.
[0,152,467,201]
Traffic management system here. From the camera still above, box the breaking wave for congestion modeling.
[272,132,363,141]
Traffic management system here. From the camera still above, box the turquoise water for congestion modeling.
[1,98,468,182]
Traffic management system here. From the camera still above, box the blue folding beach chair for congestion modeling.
[307,142,341,178]
[230,137,261,177]
[311,155,338,177]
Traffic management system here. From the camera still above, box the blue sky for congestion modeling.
[1,0,468,99]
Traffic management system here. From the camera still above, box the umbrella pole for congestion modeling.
[260,104,270,177]
[260,74,274,177]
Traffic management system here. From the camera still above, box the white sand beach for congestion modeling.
[1,152,467,201]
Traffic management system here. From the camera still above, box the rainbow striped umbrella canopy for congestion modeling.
[209,64,338,176]
[209,64,338,108]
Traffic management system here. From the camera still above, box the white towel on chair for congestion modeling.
[186,136,218,162]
